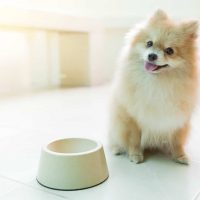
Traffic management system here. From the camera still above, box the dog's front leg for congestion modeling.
[128,119,143,164]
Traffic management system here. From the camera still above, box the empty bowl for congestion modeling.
[36,138,109,190]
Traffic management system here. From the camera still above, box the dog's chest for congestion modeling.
[125,81,189,132]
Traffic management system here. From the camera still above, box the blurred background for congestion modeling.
[0,0,199,96]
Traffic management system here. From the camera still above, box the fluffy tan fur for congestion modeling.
[109,10,199,164]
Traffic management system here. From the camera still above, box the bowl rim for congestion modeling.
[43,137,102,156]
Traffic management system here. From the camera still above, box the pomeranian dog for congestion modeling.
[109,10,198,164]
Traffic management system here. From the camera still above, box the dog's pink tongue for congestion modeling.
[145,62,157,71]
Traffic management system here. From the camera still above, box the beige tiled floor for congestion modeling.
[0,85,200,200]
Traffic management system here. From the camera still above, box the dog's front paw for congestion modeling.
[174,155,189,165]
[129,154,144,164]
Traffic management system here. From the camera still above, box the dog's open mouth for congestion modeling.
[145,62,169,72]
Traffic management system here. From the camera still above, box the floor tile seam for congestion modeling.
[0,174,70,199]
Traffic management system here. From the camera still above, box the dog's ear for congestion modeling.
[149,9,168,23]
[179,21,199,39]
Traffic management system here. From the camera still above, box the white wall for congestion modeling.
[2,0,200,19]
[103,28,129,82]
[0,1,199,95]
[0,30,31,94]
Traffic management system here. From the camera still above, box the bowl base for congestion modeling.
[36,176,109,191]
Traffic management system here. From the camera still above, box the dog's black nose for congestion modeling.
[148,53,158,61]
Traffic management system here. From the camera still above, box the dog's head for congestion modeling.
[129,10,198,74]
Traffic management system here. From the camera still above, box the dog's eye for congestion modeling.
[164,47,174,55]
[146,41,153,48]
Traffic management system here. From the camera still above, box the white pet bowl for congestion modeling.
[36,138,109,190]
